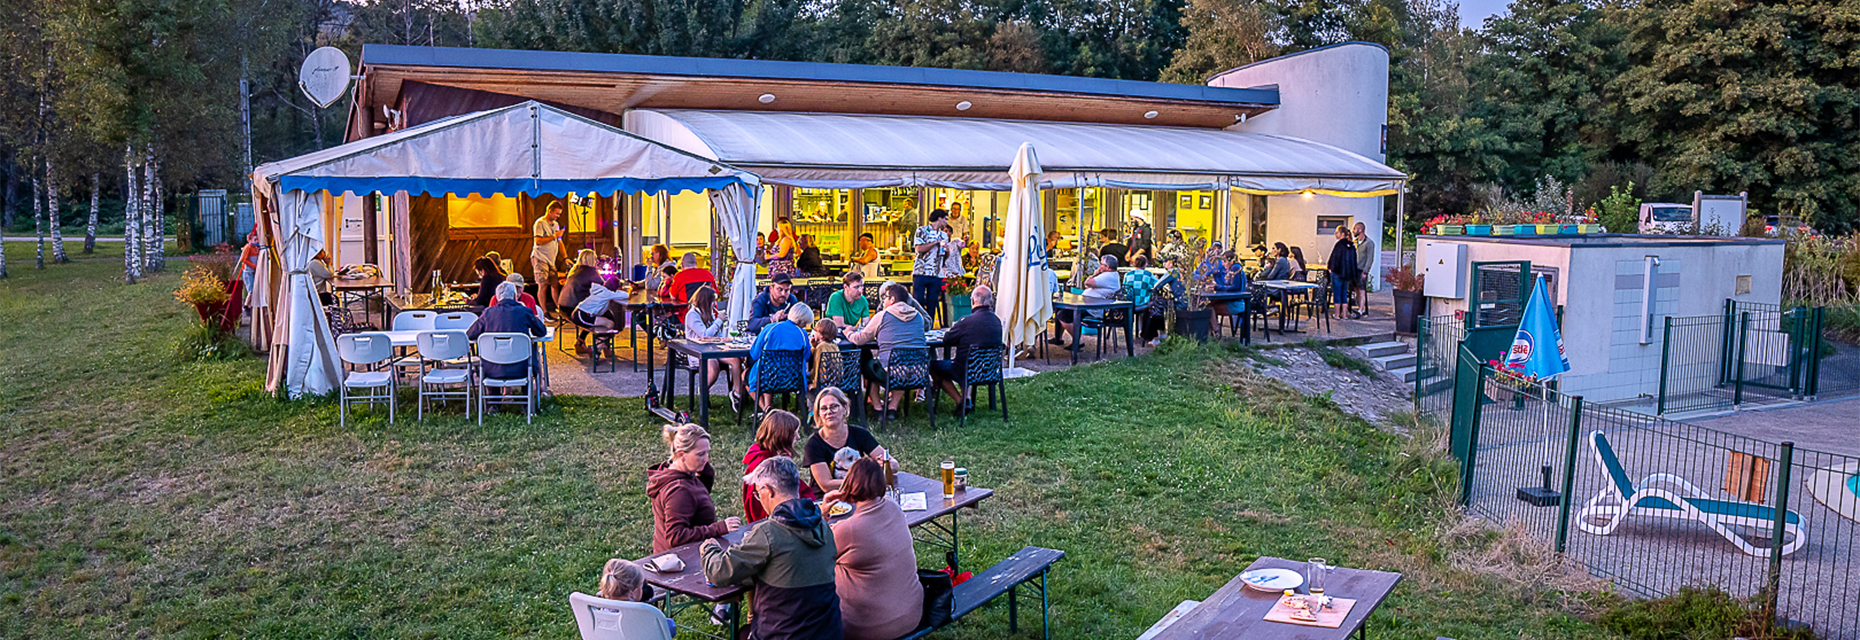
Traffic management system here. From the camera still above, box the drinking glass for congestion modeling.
[940,459,956,499]
[1306,558,1328,597]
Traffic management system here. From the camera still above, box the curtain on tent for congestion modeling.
[710,182,760,327]
[271,191,341,397]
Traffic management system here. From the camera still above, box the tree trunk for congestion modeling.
[4,164,16,229]
[148,152,164,272]
[84,173,97,254]
[47,158,66,264]
[123,144,141,284]
[142,146,160,273]
[32,175,43,269]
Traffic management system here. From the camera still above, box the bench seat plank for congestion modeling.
[951,547,1065,619]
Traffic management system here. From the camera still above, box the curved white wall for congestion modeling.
[1210,43,1391,285]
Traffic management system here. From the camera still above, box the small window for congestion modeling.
[1736,275,1752,295]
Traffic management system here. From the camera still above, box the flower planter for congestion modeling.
[1492,225,1515,236]
[1559,224,1578,235]
[1173,309,1214,342]
[947,293,973,323]
[189,280,243,335]
[1579,223,1602,234]
[1437,225,1463,236]
[1466,224,1492,236]
[1393,289,1426,334]
[1513,225,1537,236]
[1536,224,1560,235]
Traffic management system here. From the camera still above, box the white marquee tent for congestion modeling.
[249,101,760,398]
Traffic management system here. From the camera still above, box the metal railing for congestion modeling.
[1415,313,1464,421]
[1457,366,1860,637]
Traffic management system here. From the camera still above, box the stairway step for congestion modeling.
[1388,365,1418,383]
[1357,341,1409,358]
[1373,353,1417,370]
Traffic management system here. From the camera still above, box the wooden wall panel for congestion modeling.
[408,193,617,292]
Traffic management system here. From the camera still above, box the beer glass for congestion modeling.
[940,460,955,499]
[1307,558,1328,598]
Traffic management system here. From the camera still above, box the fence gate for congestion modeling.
[197,189,230,246]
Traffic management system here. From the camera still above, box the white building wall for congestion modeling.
[1209,43,1390,286]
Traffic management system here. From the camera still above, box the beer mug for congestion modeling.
[940,460,956,499]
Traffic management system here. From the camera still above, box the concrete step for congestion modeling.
[1388,365,1418,383]
[1358,341,1409,359]
[1372,353,1416,371]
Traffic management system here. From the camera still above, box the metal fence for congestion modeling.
[1650,300,1852,415]
[1415,313,1464,421]
[1812,305,1860,399]
[193,189,255,248]
[1656,314,1733,414]
[1458,365,1860,637]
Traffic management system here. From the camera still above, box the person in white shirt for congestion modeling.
[1049,255,1121,352]
[683,285,746,406]
[531,202,568,318]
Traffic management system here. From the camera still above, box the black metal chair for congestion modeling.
[877,347,934,428]
[1292,271,1333,334]
[568,309,620,374]
[957,343,1008,426]
[810,343,867,426]
[745,348,807,425]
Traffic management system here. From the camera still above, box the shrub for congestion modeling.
[1598,587,1816,640]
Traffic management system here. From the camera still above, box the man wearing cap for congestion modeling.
[747,273,797,334]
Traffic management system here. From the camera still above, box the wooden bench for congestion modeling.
[899,546,1064,640]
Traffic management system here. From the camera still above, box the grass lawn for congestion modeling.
[0,252,1617,639]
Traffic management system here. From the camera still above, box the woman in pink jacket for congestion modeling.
[824,458,923,640]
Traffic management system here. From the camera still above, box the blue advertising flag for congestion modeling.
[1503,274,1570,379]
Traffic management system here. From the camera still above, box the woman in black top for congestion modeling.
[469,257,506,308]
[802,387,896,493]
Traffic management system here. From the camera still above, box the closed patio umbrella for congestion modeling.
[995,143,1053,373]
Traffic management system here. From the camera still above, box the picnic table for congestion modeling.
[1200,291,1253,343]
[636,471,994,640]
[385,292,476,317]
[662,331,951,427]
[332,276,394,328]
[1051,293,1135,365]
[1252,280,1321,334]
[1146,556,1401,640]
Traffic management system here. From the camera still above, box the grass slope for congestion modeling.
[0,253,1613,639]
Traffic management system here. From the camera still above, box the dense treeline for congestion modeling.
[2,0,1855,259]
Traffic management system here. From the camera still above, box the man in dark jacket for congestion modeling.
[931,285,1003,415]
[746,273,796,334]
[466,282,547,381]
[1096,228,1128,267]
[703,456,842,640]
[1325,226,1359,320]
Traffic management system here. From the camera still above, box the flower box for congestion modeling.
[1513,225,1536,236]
[1492,225,1515,236]
[1437,225,1463,235]
[1536,224,1561,234]
[1559,224,1579,235]
[1466,224,1492,236]
[1579,223,1602,234]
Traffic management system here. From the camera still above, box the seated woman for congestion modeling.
[825,458,924,640]
[1288,246,1309,281]
[846,283,926,419]
[741,410,818,522]
[596,558,677,637]
[684,285,746,406]
[1257,243,1295,281]
[469,257,507,308]
[647,424,742,553]
[803,388,896,493]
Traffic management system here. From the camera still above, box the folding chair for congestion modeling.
[567,592,675,640]
[476,333,536,425]
[416,330,474,420]
[337,332,397,428]
[392,310,436,331]
[433,311,478,331]
[1577,430,1804,557]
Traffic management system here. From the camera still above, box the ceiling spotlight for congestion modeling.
[1143,110,1159,119]
[757,93,776,104]
[956,101,972,111]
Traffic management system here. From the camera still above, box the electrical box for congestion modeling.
[1423,240,1467,299]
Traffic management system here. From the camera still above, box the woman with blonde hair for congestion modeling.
[802,387,896,493]
[596,559,676,636]
[767,217,798,277]
[647,423,741,553]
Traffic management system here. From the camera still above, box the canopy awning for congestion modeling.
[253,101,758,200]
[626,109,1404,195]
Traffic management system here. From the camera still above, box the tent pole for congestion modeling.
[1395,183,1407,269]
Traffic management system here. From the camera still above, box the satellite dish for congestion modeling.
[298,47,353,109]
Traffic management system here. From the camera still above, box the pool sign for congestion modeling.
[299,47,353,109]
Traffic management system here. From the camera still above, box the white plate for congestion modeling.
[1239,568,1304,592]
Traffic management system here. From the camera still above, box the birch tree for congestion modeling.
[46,157,65,263]
[123,144,140,283]
[84,172,96,253]
[31,174,42,269]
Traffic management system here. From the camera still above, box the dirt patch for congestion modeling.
[1237,347,1416,431]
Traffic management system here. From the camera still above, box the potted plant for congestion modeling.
[945,277,974,322]
[1158,237,1215,340]
[1465,212,1492,236]
[174,246,243,336]
[1387,265,1426,334]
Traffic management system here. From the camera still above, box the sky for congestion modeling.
[1455,0,1512,28]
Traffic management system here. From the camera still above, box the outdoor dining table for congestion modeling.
[635,471,994,640]
[1253,280,1322,334]
[332,276,394,329]
[377,326,557,394]
[1200,291,1253,343]
[1146,556,1401,640]
[1051,293,1136,365]
[662,331,951,427]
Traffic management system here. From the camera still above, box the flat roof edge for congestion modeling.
[1417,233,1787,248]
[361,45,1281,107]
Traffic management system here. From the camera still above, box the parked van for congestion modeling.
[1637,203,1693,234]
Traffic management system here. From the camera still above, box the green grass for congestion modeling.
[0,254,1618,639]
[1305,339,1379,377]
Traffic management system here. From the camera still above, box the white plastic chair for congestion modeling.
[568,592,674,640]
[416,330,474,420]
[392,310,437,331]
[477,333,535,424]
[434,311,479,331]
[337,332,397,427]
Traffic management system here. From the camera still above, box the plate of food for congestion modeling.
[1239,568,1303,592]
[821,500,853,517]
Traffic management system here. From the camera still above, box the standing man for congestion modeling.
[531,202,568,319]
[1352,221,1376,318]
[1125,210,1154,264]
[912,208,954,327]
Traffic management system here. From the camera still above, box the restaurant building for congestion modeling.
[336,41,1404,288]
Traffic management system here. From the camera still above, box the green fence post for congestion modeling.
[1554,396,1585,553]
[1787,307,1805,396]
[1807,308,1825,398]
[1720,299,1736,385]
[1658,318,1673,414]
[1414,315,1428,404]
[1766,441,1796,622]
[1735,311,1751,406]
[1459,362,1491,507]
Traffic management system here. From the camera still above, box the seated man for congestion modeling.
[702,456,843,640]
[666,251,716,305]
[1096,228,1129,267]
[930,285,1002,415]
[749,302,815,411]
[823,271,870,329]
[846,283,926,421]
[1051,255,1121,351]
[747,273,796,334]
[467,282,547,381]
